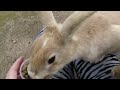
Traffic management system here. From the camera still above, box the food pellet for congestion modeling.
[21,65,31,79]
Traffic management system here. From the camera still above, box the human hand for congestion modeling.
[6,57,24,79]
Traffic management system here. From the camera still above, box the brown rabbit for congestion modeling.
[27,11,120,79]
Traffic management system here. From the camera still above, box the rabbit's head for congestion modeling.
[27,11,96,79]
[27,25,65,79]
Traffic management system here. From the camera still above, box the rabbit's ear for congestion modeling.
[61,11,96,39]
[36,11,59,30]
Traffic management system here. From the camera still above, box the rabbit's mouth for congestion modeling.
[44,74,53,79]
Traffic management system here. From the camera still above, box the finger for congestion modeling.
[6,71,18,79]
[6,57,24,79]
[10,56,24,72]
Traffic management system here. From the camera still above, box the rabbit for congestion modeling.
[27,11,120,79]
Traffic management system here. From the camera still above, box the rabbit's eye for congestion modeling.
[48,56,55,64]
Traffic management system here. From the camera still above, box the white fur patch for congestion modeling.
[42,38,49,48]
[111,25,120,32]
[72,35,78,41]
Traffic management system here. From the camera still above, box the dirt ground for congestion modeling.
[1,11,120,79]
